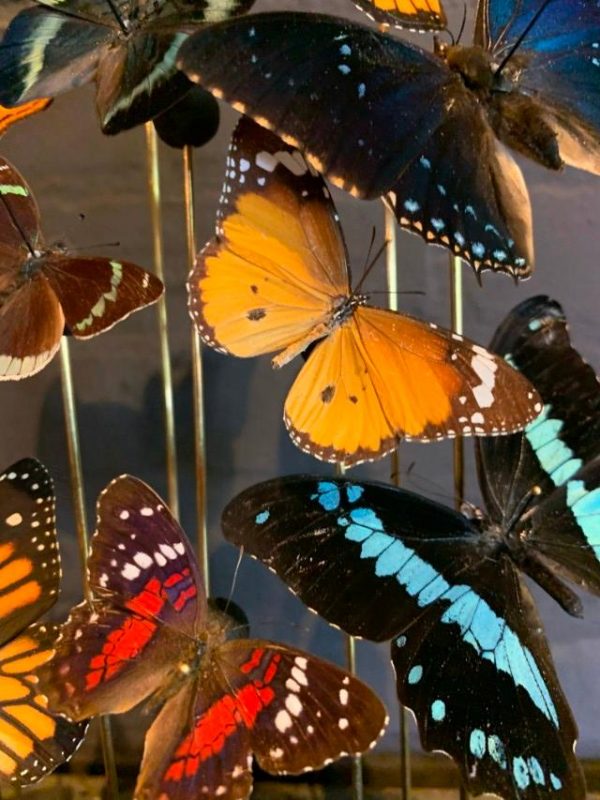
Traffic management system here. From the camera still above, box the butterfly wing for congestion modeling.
[353,0,447,31]
[476,0,600,175]
[0,6,112,107]
[222,475,585,799]
[0,459,58,644]
[39,475,207,718]
[0,99,52,137]
[477,296,600,525]
[95,31,192,135]
[188,117,350,363]
[178,13,534,276]
[134,638,387,800]
[0,622,85,785]
[41,254,163,338]
[477,296,600,597]
[391,565,585,800]
[0,155,42,252]
[285,305,541,466]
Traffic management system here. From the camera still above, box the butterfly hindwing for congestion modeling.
[391,567,585,800]
[284,305,542,465]
[42,255,163,338]
[135,638,387,800]
[353,0,446,31]
[188,116,350,362]
[0,622,85,785]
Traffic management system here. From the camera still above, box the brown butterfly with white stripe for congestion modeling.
[0,156,163,379]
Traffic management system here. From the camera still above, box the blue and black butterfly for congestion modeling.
[178,2,600,279]
[0,0,254,134]
[221,295,600,799]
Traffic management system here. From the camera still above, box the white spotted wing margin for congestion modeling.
[391,562,585,800]
[134,640,388,800]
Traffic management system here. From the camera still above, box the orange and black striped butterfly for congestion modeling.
[353,0,446,31]
[0,155,163,380]
[0,99,51,137]
[0,458,84,785]
[187,118,542,467]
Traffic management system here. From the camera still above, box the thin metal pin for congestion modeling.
[59,339,120,799]
[384,203,412,800]
[144,123,180,517]
[182,145,209,587]
[335,463,364,800]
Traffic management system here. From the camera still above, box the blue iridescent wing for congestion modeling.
[178,12,534,278]
[477,296,600,596]
[476,0,600,175]
[222,475,585,799]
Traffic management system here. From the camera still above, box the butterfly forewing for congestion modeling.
[0,157,41,253]
[285,305,542,466]
[0,459,58,644]
[353,0,446,31]
[135,638,387,800]
[42,255,163,338]
[0,100,51,137]
[0,622,85,785]
[188,117,350,362]
[89,475,206,637]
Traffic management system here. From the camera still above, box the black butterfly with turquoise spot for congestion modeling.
[178,2,600,278]
[0,0,254,134]
[222,295,600,799]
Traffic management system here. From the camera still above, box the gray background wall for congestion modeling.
[1,0,599,769]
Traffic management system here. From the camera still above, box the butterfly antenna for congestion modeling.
[353,236,389,295]
[67,240,121,252]
[455,3,468,45]
[0,194,36,257]
[494,0,555,77]
[102,0,129,34]
[224,546,245,616]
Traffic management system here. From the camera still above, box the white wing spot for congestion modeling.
[5,513,22,526]
[275,709,293,732]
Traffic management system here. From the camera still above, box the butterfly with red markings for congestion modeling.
[0,458,84,785]
[0,155,163,380]
[39,475,388,800]
[0,99,52,137]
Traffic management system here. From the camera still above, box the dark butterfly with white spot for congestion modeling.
[39,474,387,800]
[0,155,163,379]
[353,0,446,31]
[221,295,600,799]
[0,0,255,135]
[178,2,600,279]
[0,458,84,785]
[188,116,542,467]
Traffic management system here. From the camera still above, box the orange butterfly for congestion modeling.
[0,99,52,137]
[353,0,446,31]
[188,118,542,467]
[0,458,84,785]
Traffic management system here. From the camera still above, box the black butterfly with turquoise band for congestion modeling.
[0,0,255,134]
[222,295,600,799]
